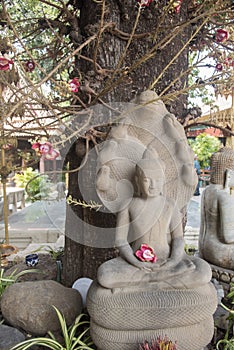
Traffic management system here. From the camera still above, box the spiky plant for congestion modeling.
[0,268,38,298]
[10,306,94,350]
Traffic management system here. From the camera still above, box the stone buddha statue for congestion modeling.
[98,155,211,290]
[87,91,217,350]
[199,147,234,270]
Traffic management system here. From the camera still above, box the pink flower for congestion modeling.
[31,142,40,153]
[215,29,229,43]
[32,140,60,160]
[32,141,51,155]
[135,244,157,263]
[137,0,153,7]
[69,77,80,92]
[25,60,35,72]
[224,57,234,67]
[39,143,51,154]
[216,63,223,71]
[44,148,60,160]
[2,143,13,150]
[173,0,183,13]
[0,57,13,71]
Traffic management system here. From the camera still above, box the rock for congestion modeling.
[5,254,59,282]
[0,324,25,350]
[1,280,82,336]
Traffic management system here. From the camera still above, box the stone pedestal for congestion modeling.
[87,281,217,350]
[211,263,234,294]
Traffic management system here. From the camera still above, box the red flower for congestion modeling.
[224,57,234,67]
[0,57,13,71]
[69,77,80,92]
[31,142,40,153]
[25,60,35,72]
[44,148,60,160]
[135,244,157,263]
[173,0,183,13]
[137,0,153,7]
[32,140,60,160]
[2,143,13,150]
[216,63,223,71]
[39,143,52,154]
[215,29,229,43]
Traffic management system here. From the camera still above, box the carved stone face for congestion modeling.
[135,168,151,198]
[135,165,163,198]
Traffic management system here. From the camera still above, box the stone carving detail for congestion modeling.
[87,282,216,350]
[87,91,217,350]
[199,147,234,270]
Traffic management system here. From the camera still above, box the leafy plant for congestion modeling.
[14,167,52,202]
[45,246,64,283]
[45,246,64,261]
[188,133,221,168]
[216,283,234,349]
[184,244,197,256]
[216,339,234,350]
[11,306,94,350]
[0,268,38,298]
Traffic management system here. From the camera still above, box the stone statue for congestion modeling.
[98,155,211,290]
[199,147,234,270]
[87,91,217,350]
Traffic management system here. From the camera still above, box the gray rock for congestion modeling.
[1,280,82,336]
[0,324,25,350]
[5,254,59,282]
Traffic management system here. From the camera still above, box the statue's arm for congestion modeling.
[218,193,234,244]
[158,218,186,269]
[169,223,186,261]
[115,208,149,269]
[115,208,130,247]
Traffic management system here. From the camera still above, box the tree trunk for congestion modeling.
[63,0,191,285]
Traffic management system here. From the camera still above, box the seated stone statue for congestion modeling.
[199,147,234,270]
[88,92,217,350]
[98,156,211,290]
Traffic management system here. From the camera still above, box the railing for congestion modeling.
[0,188,25,220]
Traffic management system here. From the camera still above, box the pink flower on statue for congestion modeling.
[137,0,153,7]
[0,57,13,71]
[25,60,36,72]
[69,77,80,92]
[135,244,157,263]
[215,29,229,43]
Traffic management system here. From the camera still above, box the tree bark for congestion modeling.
[63,0,191,285]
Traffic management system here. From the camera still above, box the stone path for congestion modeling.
[0,199,66,249]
